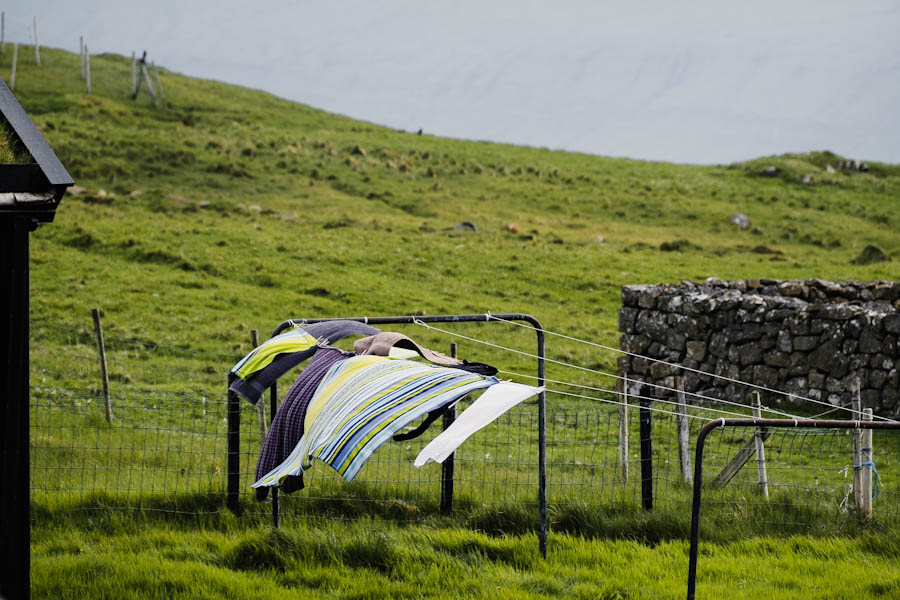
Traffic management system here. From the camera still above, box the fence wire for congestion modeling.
[28,319,900,535]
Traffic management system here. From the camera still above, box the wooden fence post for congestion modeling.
[676,377,692,483]
[91,308,113,423]
[79,37,85,78]
[85,46,92,94]
[10,43,17,91]
[618,378,629,482]
[33,17,40,65]
[752,392,769,500]
[639,385,653,511]
[852,391,863,512]
[251,329,267,440]
[860,408,874,519]
[141,62,158,106]
[152,62,166,108]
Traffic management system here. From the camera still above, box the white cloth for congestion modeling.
[414,381,543,467]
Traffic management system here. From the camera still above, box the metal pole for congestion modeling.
[534,321,547,559]
[686,418,900,600]
[686,419,717,600]
[0,216,32,600]
[640,396,653,511]
[226,389,241,516]
[270,380,280,528]
[250,330,267,440]
[440,342,458,515]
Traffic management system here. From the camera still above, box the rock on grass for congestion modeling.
[851,245,892,265]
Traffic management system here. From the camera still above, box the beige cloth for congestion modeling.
[353,332,462,366]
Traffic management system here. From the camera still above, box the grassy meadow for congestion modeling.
[5,47,900,597]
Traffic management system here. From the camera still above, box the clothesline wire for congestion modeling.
[483,313,823,403]
[542,388,713,422]
[507,374,764,421]
[417,319,797,418]
[807,402,851,420]
[479,314,897,423]
[495,368,804,421]
[415,318,898,424]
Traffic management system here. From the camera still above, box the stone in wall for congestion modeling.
[617,278,900,418]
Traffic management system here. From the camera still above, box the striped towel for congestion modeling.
[253,355,497,487]
[230,325,318,380]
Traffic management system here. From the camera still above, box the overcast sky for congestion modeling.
[9,1,900,164]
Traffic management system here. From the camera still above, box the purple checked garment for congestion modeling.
[255,346,353,500]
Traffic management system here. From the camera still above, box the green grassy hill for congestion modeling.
[9,48,900,600]
[7,48,898,379]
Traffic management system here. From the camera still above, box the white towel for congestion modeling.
[414,382,543,467]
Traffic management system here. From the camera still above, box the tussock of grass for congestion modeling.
[0,120,34,163]
[551,502,688,545]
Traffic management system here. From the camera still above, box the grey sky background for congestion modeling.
[8,1,900,164]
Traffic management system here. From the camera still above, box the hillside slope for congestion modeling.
[8,48,899,385]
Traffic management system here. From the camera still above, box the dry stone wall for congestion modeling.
[617,278,900,417]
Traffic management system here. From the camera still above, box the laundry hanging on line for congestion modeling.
[252,355,500,488]
[254,346,355,500]
[229,320,380,405]
[415,381,544,467]
[354,331,463,365]
[234,324,540,495]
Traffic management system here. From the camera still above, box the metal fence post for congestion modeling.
[270,380,280,528]
[226,388,242,516]
[639,396,653,511]
[687,418,900,600]
[440,342,458,515]
[687,419,718,600]
[535,324,547,559]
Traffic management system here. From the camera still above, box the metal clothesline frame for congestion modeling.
[226,312,549,557]
[686,417,900,600]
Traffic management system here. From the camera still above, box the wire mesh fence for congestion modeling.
[29,318,900,536]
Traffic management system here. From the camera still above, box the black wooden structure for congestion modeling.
[0,77,73,600]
